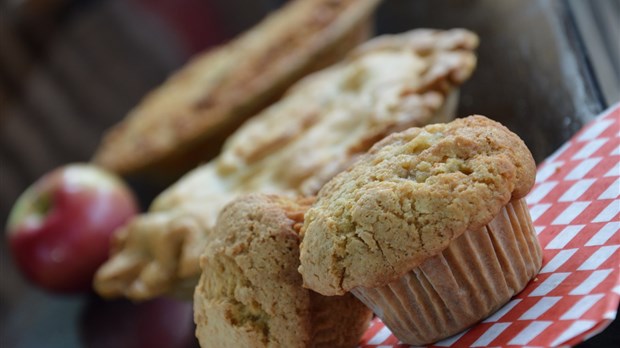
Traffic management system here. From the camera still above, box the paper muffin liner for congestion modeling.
[351,198,543,346]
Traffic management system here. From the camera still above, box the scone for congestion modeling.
[94,29,479,301]
[194,194,372,348]
[299,115,542,345]
[93,0,382,181]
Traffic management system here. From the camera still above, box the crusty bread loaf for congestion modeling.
[94,29,479,301]
[194,194,372,348]
[93,0,381,181]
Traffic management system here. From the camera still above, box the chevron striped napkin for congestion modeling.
[359,104,620,347]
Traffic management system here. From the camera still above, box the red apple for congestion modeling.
[6,164,139,294]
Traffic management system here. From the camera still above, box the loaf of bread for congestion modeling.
[93,0,382,181]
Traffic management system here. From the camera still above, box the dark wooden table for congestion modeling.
[1,1,618,347]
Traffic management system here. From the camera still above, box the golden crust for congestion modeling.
[193,194,371,348]
[299,115,536,295]
[93,28,479,300]
[93,0,381,178]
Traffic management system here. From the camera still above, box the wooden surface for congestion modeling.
[0,0,617,347]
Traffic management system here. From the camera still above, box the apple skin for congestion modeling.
[6,164,139,294]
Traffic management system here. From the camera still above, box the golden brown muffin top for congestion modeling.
[194,194,311,347]
[194,194,371,348]
[299,115,536,295]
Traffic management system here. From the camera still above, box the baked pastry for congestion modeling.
[194,194,372,347]
[93,0,382,181]
[299,115,542,345]
[94,29,479,300]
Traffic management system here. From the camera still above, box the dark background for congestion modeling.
[1,0,618,347]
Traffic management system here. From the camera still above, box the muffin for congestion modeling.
[93,0,382,182]
[299,115,542,345]
[194,194,372,348]
[94,28,479,301]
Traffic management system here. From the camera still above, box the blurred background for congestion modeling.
[1,0,618,347]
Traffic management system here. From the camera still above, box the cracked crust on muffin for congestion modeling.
[299,115,536,296]
[93,28,479,300]
[193,194,372,348]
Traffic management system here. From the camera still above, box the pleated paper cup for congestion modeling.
[351,198,543,346]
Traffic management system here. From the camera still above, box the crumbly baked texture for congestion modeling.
[299,115,536,296]
[93,0,381,179]
[193,194,372,348]
[94,28,479,300]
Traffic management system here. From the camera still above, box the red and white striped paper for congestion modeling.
[359,104,620,347]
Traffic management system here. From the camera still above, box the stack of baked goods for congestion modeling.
[189,115,541,347]
[90,1,544,346]
[94,28,479,301]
